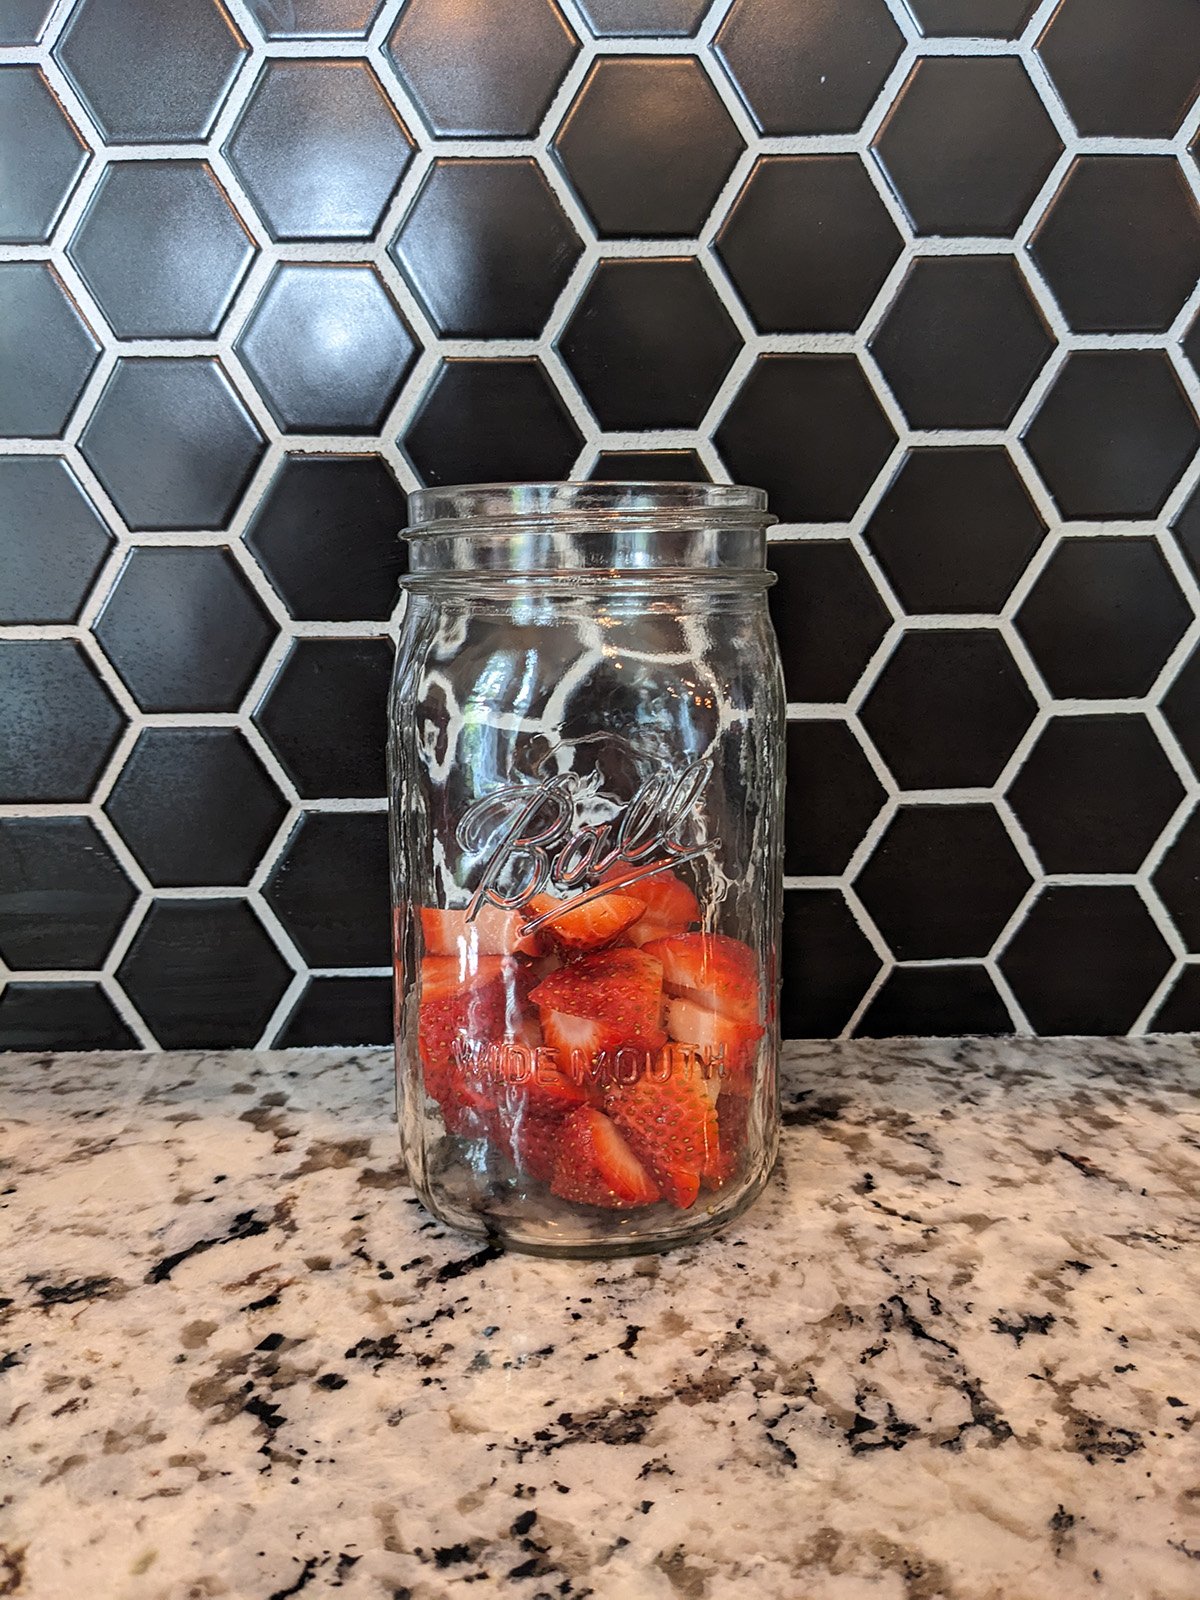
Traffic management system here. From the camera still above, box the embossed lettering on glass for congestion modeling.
[389,482,785,1257]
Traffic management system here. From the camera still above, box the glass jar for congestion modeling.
[389,481,784,1258]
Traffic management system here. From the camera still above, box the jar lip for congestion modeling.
[406,480,773,536]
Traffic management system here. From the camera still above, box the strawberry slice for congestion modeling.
[599,860,699,944]
[640,932,759,1023]
[702,1092,750,1190]
[498,1099,567,1183]
[530,947,664,1040]
[421,905,543,958]
[524,889,646,951]
[541,1008,627,1059]
[666,997,763,1086]
[605,1072,717,1209]
[550,1107,661,1208]
[418,953,537,1119]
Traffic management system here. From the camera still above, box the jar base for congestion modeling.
[407,1151,777,1260]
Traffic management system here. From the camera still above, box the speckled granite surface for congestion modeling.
[1,1039,1198,1600]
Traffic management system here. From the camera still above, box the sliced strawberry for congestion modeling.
[541,1008,627,1059]
[599,860,699,944]
[421,905,543,958]
[492,1101,564,1184]
[666,997,763,1087]
[524,889,646,951]
[640,932,759,1023]
[418,955,507,1101]
[550,1107,661,1208]
[702,1092,750,1190]
[530,947,664,1040]
[439,1094,499,1142]
[418,954,541,1128]
[605,1072,717,1210]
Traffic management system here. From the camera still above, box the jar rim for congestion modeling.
[406,480,772,537]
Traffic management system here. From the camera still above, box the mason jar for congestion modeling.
[388,481,784,1258]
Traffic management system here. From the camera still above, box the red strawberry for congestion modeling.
[493,1101,564,1184]
[605,1072,717,1209]
[599,860,699,944]
[421,905,543,957]
[665,997,763,1087]
[702,1092,750,1190]
[418,955,510,1102]
[550,1107,661,1208]
[525,889,646,952]
[530,947,664,1040]
[640,932,759,1023]
[541,1006,666,1054]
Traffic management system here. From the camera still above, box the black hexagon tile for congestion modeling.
[1163,646,1200,778]
[0,0,56,44]
[264,811,389,968]
[1016,537,1192,701]
[577,0,708,35]
[225,61,413,243]
[779,888,881,1039]
[403,359,582,487]
[0,817,136,971]
[715,156,902,334]
[274,976,392,1047]
[1030,157,1200,336]
[871,256,1053,431]
[386,0,578,138]
[254,637,392,799]
[68,160,255,339]
[861,631,1036,791]
[554,57,742,239]
[0,983,137,1051]
[589,450,710,483]
[1036,0,1200,138]
[0,457,112,626]
[116,898,293,1049]
[390,158,582,338]
[0,67,90,244]
[856,804,1032,961]
[1025,352,1200,521]
[907,0,1039,36]
[1150,965,1200,1033]
[0,263,99,440]
[1153,806,1200,953]
[55,0,248,144]
[93,547,275,712]
[856,965,1013,1038]
[864,448,1046,616]
[784,720,885,876]
[104,728,287,888]
[0,641,125,803]
[769,541,892,704]
[715,0,903,135]
[716,355,897,524]
[237,265,417,435]
[873,57,1062,237]
[1000,885,1173,1035]
[80,358,265,532]
[245,0,383,38]
[559,258,740,431]
[1010,715,1185,874]
[245,454,406,623]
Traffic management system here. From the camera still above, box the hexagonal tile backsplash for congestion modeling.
[5,0,1200,1050]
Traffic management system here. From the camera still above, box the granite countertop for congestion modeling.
[1,1039,1198,1600]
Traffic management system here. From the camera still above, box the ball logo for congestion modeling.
[456,757,714,936]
